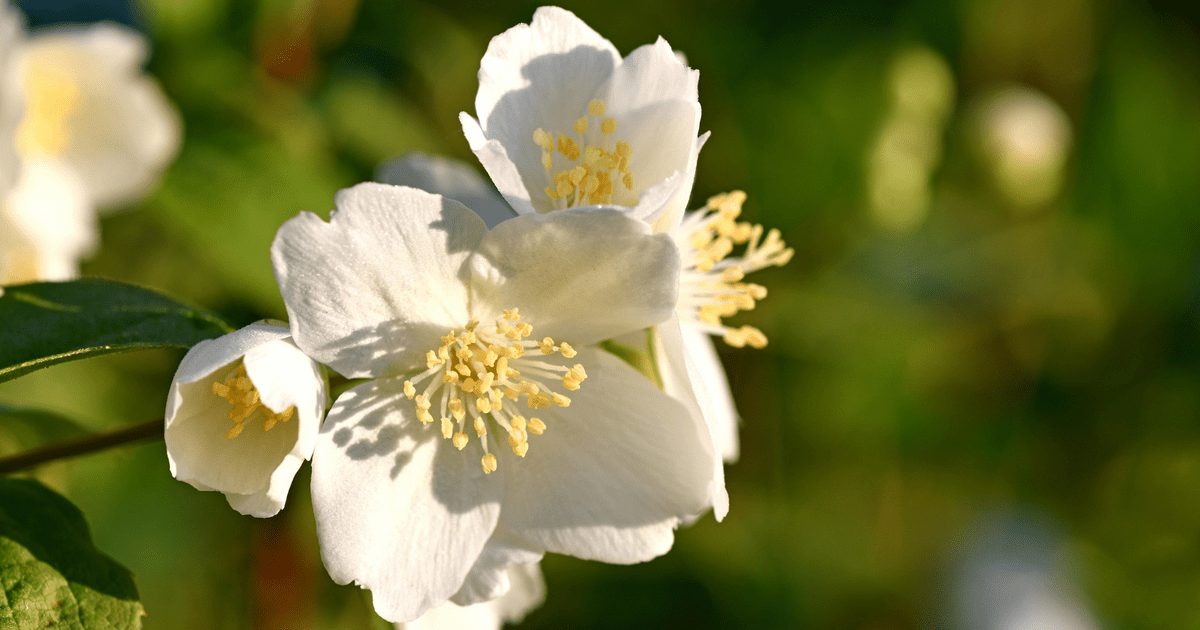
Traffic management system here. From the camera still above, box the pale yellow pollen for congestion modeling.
[402,309,584,473]
[684,191,793,349]
[528,418,546,435]
[212,363,295,440]
[482,453,498,474]
[536,99,634,208]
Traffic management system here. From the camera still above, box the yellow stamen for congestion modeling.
[211,363,296,439]
[401,308,587,473]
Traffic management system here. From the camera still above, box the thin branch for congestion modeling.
[0,418,164,474]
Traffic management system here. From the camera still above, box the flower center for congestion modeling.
[675,191,794,348]
[15,60,80,157]
[212,363,296,439]
[533,99,634,208]
[403,307,587,474]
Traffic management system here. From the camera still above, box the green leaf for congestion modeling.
[0,280,232,384]
[0,478,144,629]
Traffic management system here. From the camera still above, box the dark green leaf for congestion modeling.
[0,478,144,629]
[0,279,231,384]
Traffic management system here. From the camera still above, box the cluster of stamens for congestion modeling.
[677,191,794,349]
[212,364,296,439]
[533,99,634,208]
[403,308,588,474]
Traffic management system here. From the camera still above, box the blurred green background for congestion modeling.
[3,0,1200,627]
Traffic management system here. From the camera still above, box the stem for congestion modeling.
[0,418,164,474]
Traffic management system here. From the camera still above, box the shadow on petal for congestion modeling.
[485,46,617,194]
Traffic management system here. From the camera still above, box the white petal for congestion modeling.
[601,38,700,225]
[468,7,620,212]
[23,24,181,209]
[497,348,713,563]
[469,209,679,346]
[272,183,484,378]
[677,323,739,463]
[460,113,538,216]
[166,322,291,389]
[400,563,545,630]
[312,378,503,623]
[1,158,93,282]
[654,317,731,522]
[450,524,543,605]
[376,152,516,229]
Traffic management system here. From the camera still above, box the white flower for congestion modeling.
[380,152,746,522]
[14,22,181,210]
[460,6,706,233]
[397,562,545,630]
[165,321,326,518]
[271,182,715,623]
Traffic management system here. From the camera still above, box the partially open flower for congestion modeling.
[460,6,705,233]
[165,322,326,518]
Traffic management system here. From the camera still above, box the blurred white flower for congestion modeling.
[0,10,182,285]
[974,85,1072,208]
[271,182,715,623]
[14,21,180,209]
[460,6,706,233]
[397,563,545,630]
[165,321,326,518]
